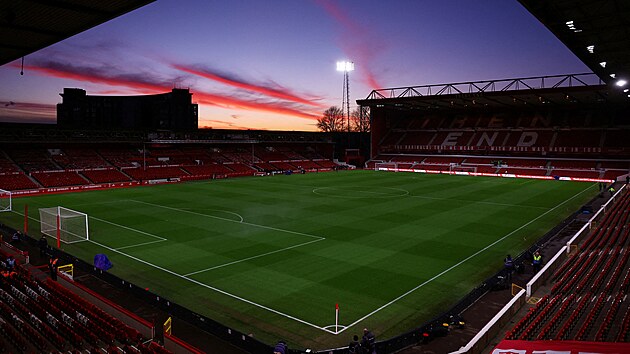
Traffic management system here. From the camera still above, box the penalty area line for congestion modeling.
[85,238,334,334]
[184,238,325,276]
[90,215,167,241]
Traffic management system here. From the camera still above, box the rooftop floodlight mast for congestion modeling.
[337,61,354,133]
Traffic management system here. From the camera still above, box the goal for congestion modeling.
[39,207,89,244]
[0,189,11,212]
[449,164,477,174]
[374,162,398,171]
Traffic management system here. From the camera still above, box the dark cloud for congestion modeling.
[315,0,384,89]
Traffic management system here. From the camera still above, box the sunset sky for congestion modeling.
[0,0,590,131]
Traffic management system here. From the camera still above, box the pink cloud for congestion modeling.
[315,0,384,89]
[172,64,324,107]
[19,60,321,121]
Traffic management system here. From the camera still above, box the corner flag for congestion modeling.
[335,303,339,333]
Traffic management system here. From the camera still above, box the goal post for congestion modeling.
[0,189,11,212]
[39,207,89,244]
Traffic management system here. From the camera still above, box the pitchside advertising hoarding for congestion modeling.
[375,167,614,183]
[492,340,630,354]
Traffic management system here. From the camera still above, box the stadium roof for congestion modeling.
[356,73,626,111]
[359,1,630,110]
[0,0,154,66]
[518,0,630,88]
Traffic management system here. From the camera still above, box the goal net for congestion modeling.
[39,207,89,244]
[449,164,477,174]
[0,189,11,212]
[374,162,398,171]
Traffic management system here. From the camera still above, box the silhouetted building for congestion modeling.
[57,88,198,130]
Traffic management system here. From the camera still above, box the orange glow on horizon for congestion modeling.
[21,62,323,129]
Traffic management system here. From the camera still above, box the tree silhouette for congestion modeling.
[317,106,346,132]
[350,106,370,132]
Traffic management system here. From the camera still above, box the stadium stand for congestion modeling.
[81,168,132,184]
[122,166,188,181]
[5,148,60,172]
[0,139,337,192]
[505,191,630,342]
[31,171,89,188]
[52,148,110,169]
[182,164,234,177]
[364,107,630,182]
[0,243,181,353]
[0,173,39,190]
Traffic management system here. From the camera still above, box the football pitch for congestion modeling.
[1,171,598,349]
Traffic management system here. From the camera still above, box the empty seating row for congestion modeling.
[507,191,630,341]
[32,171,89,187]
[82,169,132,184]
[0,173,39,190]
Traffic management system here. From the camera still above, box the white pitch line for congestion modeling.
[90,215,167,241]
[312,187,409,198]
[115,239,167,250]
[179,208,244,223]
[129,200,324,240]
[11,207,333,332]
[83,238,334,333]
[10,209,167,247]
[184,238,325,276]
[408,194,551,210]
[259,179,550,210]
[336,183,597,334]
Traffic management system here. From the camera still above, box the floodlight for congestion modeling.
[587,45,594,53]
[616,79,627,87]
[624,89,629,93]
[565,20,574,25]
[599,61,607,68]
[610,74,616,78]
[336,61,355,72]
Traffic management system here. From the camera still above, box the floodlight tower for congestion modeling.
[337,61,354,132]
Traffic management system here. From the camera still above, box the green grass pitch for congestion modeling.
[1,171,598,349]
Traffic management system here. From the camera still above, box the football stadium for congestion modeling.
[0,1,629,354]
